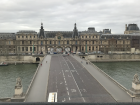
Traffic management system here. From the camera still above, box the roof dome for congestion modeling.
[127,24,139,30]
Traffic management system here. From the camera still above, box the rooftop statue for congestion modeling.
[133,74,140,84]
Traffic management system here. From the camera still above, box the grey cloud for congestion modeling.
[0,0,140,33]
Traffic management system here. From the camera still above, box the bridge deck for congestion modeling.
[47,55,116,102]
[72,55,140,102]
[25,55,51,102]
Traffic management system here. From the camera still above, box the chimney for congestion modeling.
[125,24,127,31]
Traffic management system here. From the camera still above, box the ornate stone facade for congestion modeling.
[0,23,140,55]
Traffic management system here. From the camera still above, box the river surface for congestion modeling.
[93,62,140,89]
[1,62,140,98]
[0,64,38,98]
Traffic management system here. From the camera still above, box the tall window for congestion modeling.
[82,47,84,51]
[30,41,32,44]
[67,41,69,44]
[26,47,28,51]
[34,47,36,51]
[93,41,94,44]
[18,36,20,38]
[89,36,91,38]
[9,41,11,44]
[92,46,94,51]
[30,47,32,51]
[75,41,77,44]
[86,36,87,38]
[59,41,60,44]
[22,36,24,38]
[30,36,31,38]
[89,46,91,51]
[86,41,87,44]
[22,47,24,51]
[34,36,35,38]
[26,36,27,38]
[50,41,51,44]
[82,36,84,38]
[96,36,98,38]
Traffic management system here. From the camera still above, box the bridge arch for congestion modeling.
[65,47,71,52]
[36,57,40,62]
[48,47,54,54]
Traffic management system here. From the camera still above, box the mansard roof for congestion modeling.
[100,34,140,39]
[127,24,139,31]
[44,31,73,38]
[0,33,16,39]
[17,30,37,34]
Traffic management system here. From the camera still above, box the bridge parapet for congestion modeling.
[32,54,45,57]
[24,56,45,102]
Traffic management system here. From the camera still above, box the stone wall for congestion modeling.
[0,55,44,63]
[81,54,140,62]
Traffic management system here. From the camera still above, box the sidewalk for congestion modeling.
[71,54,140,102]
[26,55,51,102]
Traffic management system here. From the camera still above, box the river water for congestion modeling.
[0,64,38,98]
[1,62,140,98]
[93,62,140,89]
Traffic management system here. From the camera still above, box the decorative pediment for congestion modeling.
[56,33,63,39]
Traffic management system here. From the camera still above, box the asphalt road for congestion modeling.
[72,55,140,102]
[47,55,116,102]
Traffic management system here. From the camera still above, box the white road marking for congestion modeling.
[68,75,71,77]
[71,89,76,92]
[71,70,75,72]
[62,98,66,102]
[80,89,87,92]
[65,70,69,72]
[64,57,86,102]
[60,82,63,84]
[67,91,69,95]
[66,87,68,90]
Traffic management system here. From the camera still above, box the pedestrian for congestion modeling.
[41,64,42,66]
[46,61,47,63]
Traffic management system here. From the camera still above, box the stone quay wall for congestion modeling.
[0,55,44,64]
[80,54,140,62]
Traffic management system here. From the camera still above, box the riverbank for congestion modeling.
[0,55,44,64]
[79,54,140,62]
[91,59,140,62]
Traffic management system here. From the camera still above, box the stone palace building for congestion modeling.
[0,23,140,55]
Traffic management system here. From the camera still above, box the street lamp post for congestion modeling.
[131,94,135,102]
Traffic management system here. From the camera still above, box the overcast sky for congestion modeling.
[0,0,140,34]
